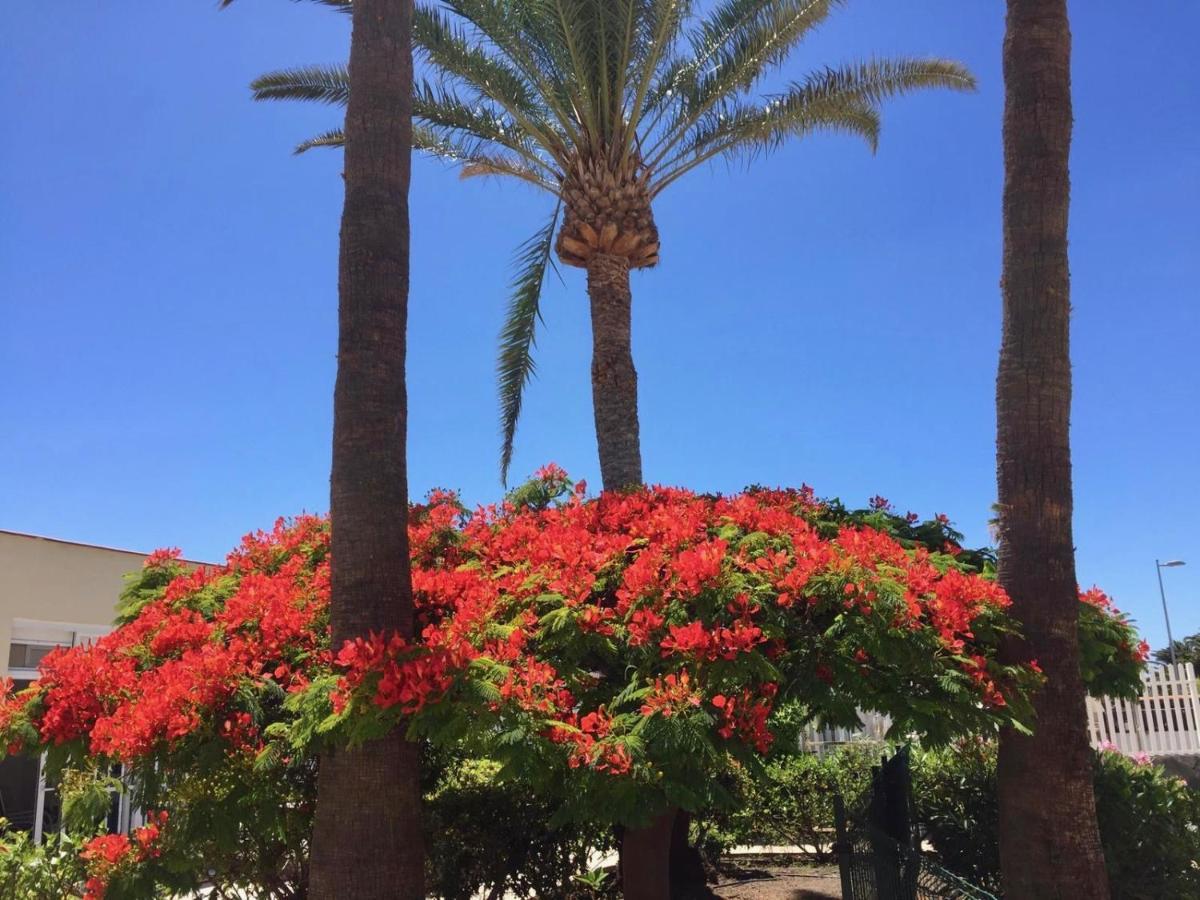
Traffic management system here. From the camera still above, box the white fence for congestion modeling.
[801,664,1200,758]
[800,710,892,754]
[1086,663,1200,757]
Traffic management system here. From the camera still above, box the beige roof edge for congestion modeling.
[0,529,216,567]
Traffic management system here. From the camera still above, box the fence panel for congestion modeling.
[1085,663,1200,757]
[818,666,1200,758]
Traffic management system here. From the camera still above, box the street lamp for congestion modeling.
[1156,559,1187,668]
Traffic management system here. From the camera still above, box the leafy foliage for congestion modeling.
[800,495,1150,700]
[694,742,880,865]
[1077,588,1152,700]
[1154,631,1200,668]
[0,822,89,899]
[424,753,610,899]
[913,740,1200,900]
[912,738,1003,892]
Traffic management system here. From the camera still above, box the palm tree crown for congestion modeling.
[254,0,975,480]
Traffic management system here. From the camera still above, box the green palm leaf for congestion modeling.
[252,65,349,106]
[294,128,346,154]
[498,202,563,485]
[219,0,352,10]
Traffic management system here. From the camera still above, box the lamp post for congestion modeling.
[1156,559,1186,668]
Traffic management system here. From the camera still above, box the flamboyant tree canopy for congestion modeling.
[0,468,1146,897]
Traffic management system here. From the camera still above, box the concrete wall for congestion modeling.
[0,531,149,677]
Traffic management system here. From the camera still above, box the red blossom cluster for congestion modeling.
[0,471,1140,900]
[81,811,168,899]
[1081,586,1151,663]
[640,670,702,717]
[324,481,1046,780]
[26,516,330,762]
[711,685,778,753]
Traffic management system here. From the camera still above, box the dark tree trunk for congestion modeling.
[587,253,643,492]
[669,810,711,898]
[622,811,675,900]
[995,2,1109,897]
[307,1,424,898]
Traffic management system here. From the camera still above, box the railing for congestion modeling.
[1086,663,1200,757]
[833,746,998,900]
[803,664,1200,759]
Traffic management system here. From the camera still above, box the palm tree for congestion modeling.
[250,0,976,492]
[223,0,425,897]
[994,0,1110,896]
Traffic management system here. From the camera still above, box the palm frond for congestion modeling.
[298,118,555,188]
[414,126,557,190]
[439,1,580,141]
[251,65,349,106]
[218,0,352,10]
[294,128,345,154]
[415,2,568,157]
[646,1,838,113]
[653,92,879,192]
[654,57,974,190]
[414,80,562,182]
[645,0,840,163]
[687,0,840,109]
[800,57,977,106]
[622,0,694,154]
[498,201,563,486]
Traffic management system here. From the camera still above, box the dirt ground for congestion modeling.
[711,861,842,900]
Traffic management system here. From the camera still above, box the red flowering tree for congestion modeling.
[0,468,1146,898]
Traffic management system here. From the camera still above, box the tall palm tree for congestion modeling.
[994,1,1109,896]
[250,0,976,492]
[224,0,425,897]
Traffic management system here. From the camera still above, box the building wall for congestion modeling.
[0,531,149,678]
[0,531,210,833]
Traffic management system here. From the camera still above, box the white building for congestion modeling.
[0,530,206,838]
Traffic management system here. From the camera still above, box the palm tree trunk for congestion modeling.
[307,1,424,898]
[586,254,689,897]
[995,1,1109,897]
[587,253,643,492]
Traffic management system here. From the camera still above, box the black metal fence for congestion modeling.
[832,746,996,900]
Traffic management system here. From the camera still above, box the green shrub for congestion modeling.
[424,756,611,899]
[1093,750,1200,899]
[0,820,88,899]
[913,742,1200,899]
[695,742,881,864]
[911,739,1001,892]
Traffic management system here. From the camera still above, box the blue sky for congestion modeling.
[2,2,1196,653]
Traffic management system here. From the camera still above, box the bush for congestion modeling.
[695,742,881,864]
[699,738,1199,898]
[0,820,88,899]
[912,740,1001,892]
[1093,749,1200,899]
[913,741,1200,899]
[424,755,611,900]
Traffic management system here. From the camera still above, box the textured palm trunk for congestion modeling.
[307,1,424,898]
[995,1,1109,897]
[587,253,643,492]
[585,255,680,897]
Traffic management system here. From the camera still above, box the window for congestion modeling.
[7,641,57,671]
